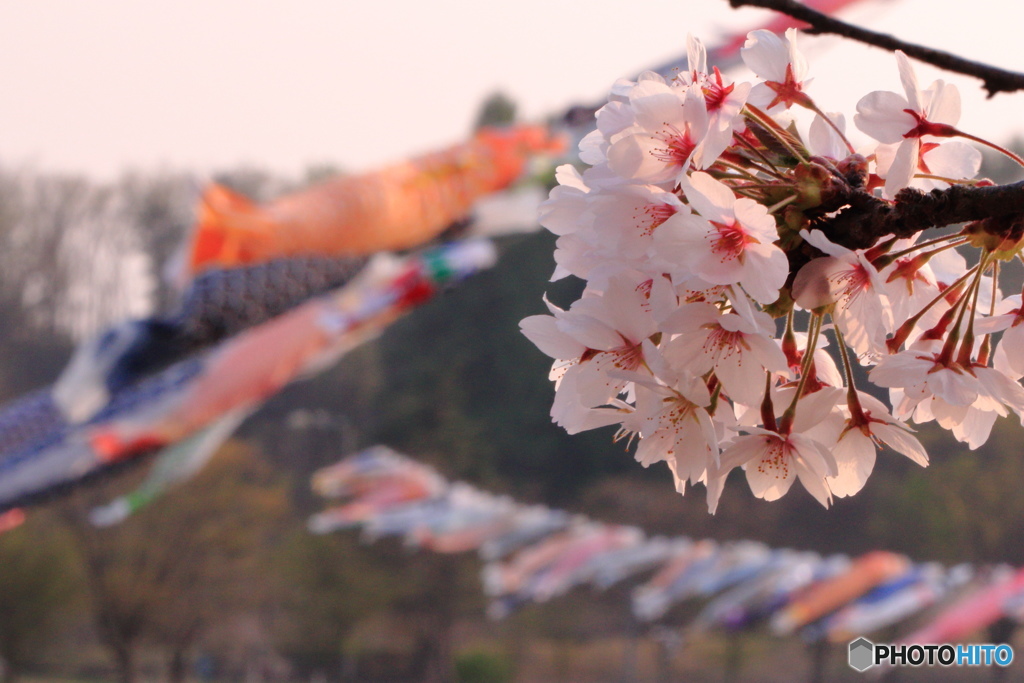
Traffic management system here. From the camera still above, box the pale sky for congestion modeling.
[1,0,1023,181]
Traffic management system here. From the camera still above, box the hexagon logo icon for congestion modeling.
[849,637,875,672]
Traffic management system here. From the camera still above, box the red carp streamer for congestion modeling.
[186,125,563,275]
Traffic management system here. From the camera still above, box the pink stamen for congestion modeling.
[633,203,678,237]
[754,436,790,480]
[709,220,757,262]
[650,124,696,166]
[828,264,871,307]
[703,67,735,112]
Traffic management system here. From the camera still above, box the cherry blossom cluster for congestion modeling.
[521,30,1024,513]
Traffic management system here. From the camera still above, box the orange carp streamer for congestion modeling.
[187,124,563,274]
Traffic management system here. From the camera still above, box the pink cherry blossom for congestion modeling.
[656,172,788,304]
[712,426,837,510]
[607,80,709,184]
[742,28,811,110]
[624,355,721,486]
[872,340,1024,449]
[792,229,893,357]
[678,34,751,168]
[520,277,660,433]
[661,301,788,406]
[855,51,962,196]
[523,30,1020,512]
[828,393,928,498]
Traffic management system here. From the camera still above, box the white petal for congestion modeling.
[855,91,915,143]
[745,331,790,374]
[607,133,676,184]
[794,458,833,508]
[784,28,809,82]
[871,422,929,467]
[792,256,845,309]
[791,432,839,478]
[630,85,685,131]
[744,441,797,501]
[884,140,919,198]
[715,350,767,406]
[870,352,933,389]
[717,431,774,472]
[681,172,735,224]
[896,51,922,112]
[951,407,998,450]
[926,367,978,406]
[741,30,790,83]
[827,430,876,497]
[603,276,656,342]
[800,228,851,258]
[808,112,847,159]
[686,34,707,76]
[976,367,1024,415]
[925,80,961,126]
[920,140,980,182]
[791,389,843,434]
[594,100,636,138]
[520,315,586,359]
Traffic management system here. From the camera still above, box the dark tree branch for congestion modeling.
[728,0,1024,97]
[779,180,1024,284]
[821,180,1024,250]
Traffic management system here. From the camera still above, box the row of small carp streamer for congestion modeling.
[310,445,1024,646]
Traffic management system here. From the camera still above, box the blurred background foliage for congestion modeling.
[0,112,1023,680]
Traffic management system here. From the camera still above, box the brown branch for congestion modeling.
[728,0,1024,98]
[781,180,1024,282]
[816,180,1024,249]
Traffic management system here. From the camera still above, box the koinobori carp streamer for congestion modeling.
[186,125,562,275]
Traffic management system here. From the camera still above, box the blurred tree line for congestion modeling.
[0,122,1023,680]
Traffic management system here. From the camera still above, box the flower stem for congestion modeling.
[732,133,786,178]
[953,130,1024,167]
[780,313,822,432]
[887,264,979,352]
[955,252,990,365]
[713,160,765,182]
[832,323,865,421]
[977,260,999,365]
[802,100,856,154]
[766,195,800,214]
[743,104,810,164]
[942,253,986,363]
[885,235,968,262]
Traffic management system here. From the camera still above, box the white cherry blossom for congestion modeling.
[661,302,787,406]
[712,424,837,510]
[792,229,893,357]
[522,28,1016,512]
[855,51,962,197]
[742,28,811,110]
[828,393,928,498]
[606,80,710,185]
[656,172,788,304]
